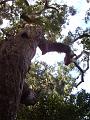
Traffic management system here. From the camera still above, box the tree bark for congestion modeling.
[0,25,72,120]
[0,26,40,120]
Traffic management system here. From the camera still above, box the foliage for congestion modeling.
[0,0,90,49]
[0,0,77,41]
[0,0,89,67]
[18,62,90,120]
[18,89,90,120]
[26,61,75,96]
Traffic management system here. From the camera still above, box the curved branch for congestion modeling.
[35,0,59,15]
[38,40,71,54]
[38,40,74,65]
[43,0,59,13]
[37,0,59,14]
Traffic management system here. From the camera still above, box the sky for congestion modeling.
[1,0,90,93]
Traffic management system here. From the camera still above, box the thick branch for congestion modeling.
[38,40,74,65]
[39,41,71,54]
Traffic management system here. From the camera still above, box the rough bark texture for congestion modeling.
[0,25,72,120]
[0,26,44,120]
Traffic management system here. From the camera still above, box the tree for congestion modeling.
[0,24,74,119]
[0,0,90,119]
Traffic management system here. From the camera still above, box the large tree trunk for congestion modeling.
[0,26,42,120]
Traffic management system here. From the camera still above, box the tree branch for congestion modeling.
[35,0,59,15]
[39,41,71,54]
[38,40,74,65]
[72,33,90,43]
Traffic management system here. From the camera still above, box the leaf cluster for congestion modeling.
[18,89,90,120]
